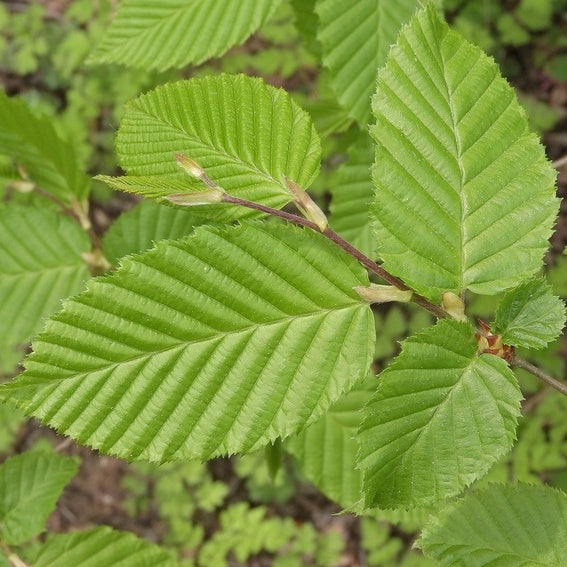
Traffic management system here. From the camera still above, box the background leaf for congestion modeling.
[419,484,567,566]
[0,450,79,545]
[358,319,522,509]
[108,74,321,219]
[493,278,566,349]
[102,200,208,265]
[89,0,282,71]
[371,5,558,302]
[1,222,374,462]
[34,526,178,567]
[0,205,91,347]
[0,91,89,204]
[316,0,420,126]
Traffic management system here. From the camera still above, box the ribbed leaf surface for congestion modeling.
[0,206,91,346]
[493,279,566,349]
[1,222,374,462]
[419,484,567,566]
[103,200,207,264]
[287,377,375,509]
[35,526,178,567]
[329,134,375,257]
[316,0,419,125]
[89,0,281,71]
[371,6,558,302]
[358,319,522,509]
[112,75,321,218]
[0,91,89,204]
[0,451,79,545]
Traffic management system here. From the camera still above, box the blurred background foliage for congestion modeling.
[0,0,566,565]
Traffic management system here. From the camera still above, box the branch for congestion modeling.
[511,356,567,397]
[221,194,448,319]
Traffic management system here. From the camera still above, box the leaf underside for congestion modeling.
[1,222,374,462]
[371,6,558,302]
[419,484,567,566]
[107,74,321,220]
[89,0,282,71]
[358,319,522,509]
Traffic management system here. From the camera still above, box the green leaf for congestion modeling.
[34,526,178,567]
[419,484,567,566]
[0,91,89,205]
[1,222,374,462]
[316,0,420,126]
[371,6,558,302]
[107,74,321,219]
[0,205,91,346]
[102,200,208,265]
[358,319,522,509]
[287,377,375,509]
[89,0,282,71]
[493,278,566,349]
[0,451,79,545]
[329,133,376,258]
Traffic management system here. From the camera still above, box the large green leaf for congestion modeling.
[0,451,79,545]
[358,319,522,509]
[371,6,558,302]
[329,133,375,258]
[102,200,208,265]
[1,222,374,462]
[0,205,91,347]
[0,91,89,205]
[89,0,281,71]
[316,0,420,126]
[35,526,178,567]
[493,278,566,349]
[101,74,321,219]
[286,377,375,509]
[419,484,567,566]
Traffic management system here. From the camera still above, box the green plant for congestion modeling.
[1,1,567,565]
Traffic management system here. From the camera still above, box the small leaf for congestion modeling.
[34,526,178,567]
[371,5,559,302]
[493,278,566,349]
[89,0,282,71]
[358,319,522,509]
[0,205,91,346]
[419,484,567,566]
[0,451,79,545]
[1,222,374,462]
[110,74,321,220]
[316,0,420,125]
[0,91,89,204]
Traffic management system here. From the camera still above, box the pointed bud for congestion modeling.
[175,153,217,188]
[166,189,225,206]
[354,284,413,304]
[285,178,328,231]
[442,292,467,322]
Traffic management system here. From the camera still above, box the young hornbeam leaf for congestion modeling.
[285,179,328,231]
[0,222,374,462]
[419,484,567,565]
[354,284,413,304]
[493,279,566,349]
[358,319,522,509]
[371,5,559,302]
[441,292,467,322]
[166,189,225,207]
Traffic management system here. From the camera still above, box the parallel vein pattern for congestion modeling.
[89,0,282,71]
[0,206,91,347]
[358,319,522,509]
[1,222,374,462]
[316,0,419,125]
[371,6,558,301]
[109,74,321,219]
